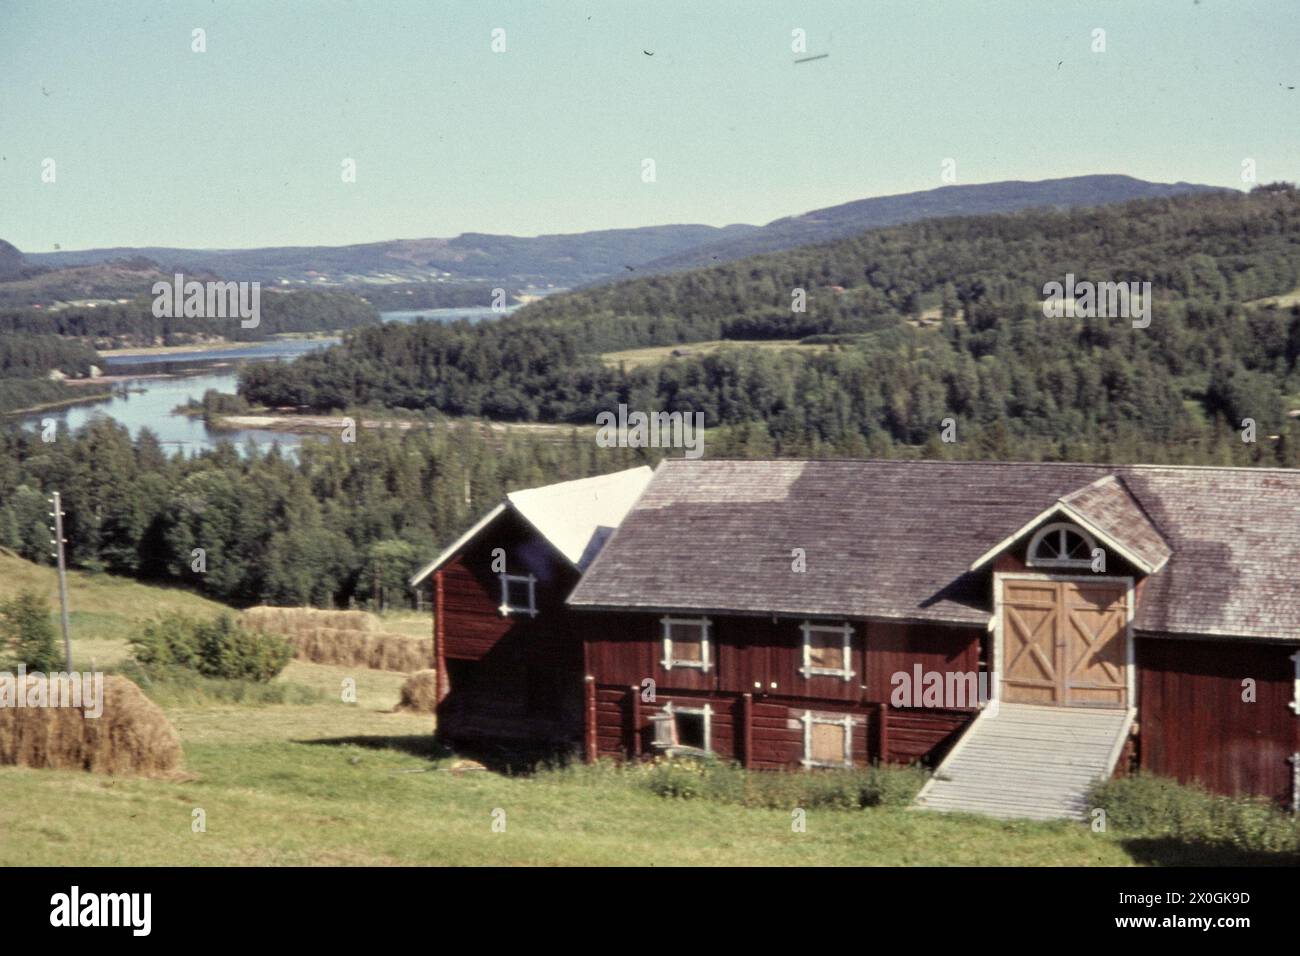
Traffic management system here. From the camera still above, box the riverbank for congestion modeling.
[99,332,341,358]
[1,386,115,418]
[211,412,596,439]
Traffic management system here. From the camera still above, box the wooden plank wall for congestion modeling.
[434,508,584,745]
[583,611,983,769]
[1137,636,1300,805]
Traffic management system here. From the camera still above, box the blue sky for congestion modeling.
[2,0,1296,251]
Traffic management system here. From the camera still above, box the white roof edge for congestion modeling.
[1055,501,1157,575]
[408,466,654,588]
[408,503,506,588]
[967,500,1158,575]
[967,503,1061,571]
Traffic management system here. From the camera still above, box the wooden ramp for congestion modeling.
[913,703,1134,821]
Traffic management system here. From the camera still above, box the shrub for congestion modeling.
[130,612,291,682]
[0,590,61,672]
[1090,775,1300,855]
[119,661,323,707]
[639,756,927,810]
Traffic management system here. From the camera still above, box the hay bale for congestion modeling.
[242,606,378,637]
[368,632,433,672]
[241,608,431,672]
[0,675,182,776]
[395,669,439,713]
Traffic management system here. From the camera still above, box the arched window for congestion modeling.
[1026,522,1097,568]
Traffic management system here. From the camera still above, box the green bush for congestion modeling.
[638,756,927,810]
[0,590,61,672]
[119,660,322,706]
[1090,775,1300,855]
[130,612,291,682]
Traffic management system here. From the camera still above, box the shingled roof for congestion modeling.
[969,474,1172,574]
[567,459,1300,642]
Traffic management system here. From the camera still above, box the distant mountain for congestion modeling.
[23,224,759,288]
[0,239,28,281]
[18,175,1228,290]
[636,175,1230,274]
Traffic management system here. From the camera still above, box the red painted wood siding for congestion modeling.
[1137,637,1300,805]
[583,612,983,705]
[439,510,578,662]
[434,508,585,744]
[582,611,982,768]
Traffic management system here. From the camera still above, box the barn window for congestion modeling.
[660,616,712,671]
[801,712,854,768]
[1290,650,1300,716]
[799,621,855,680]
[1026,522,1097,569]
[498,573,537,617]
[652,702,713,753]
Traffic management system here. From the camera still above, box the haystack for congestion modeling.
[395,670,439,714]
[0,675,182,776]
[241,607,432,672]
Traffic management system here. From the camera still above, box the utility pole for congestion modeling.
[49,492,72,672]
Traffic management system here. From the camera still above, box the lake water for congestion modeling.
[18,306,507,456]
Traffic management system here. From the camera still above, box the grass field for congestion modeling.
[1246,286,1300,309]
[601,339,831,369]
[0,554,1249,866]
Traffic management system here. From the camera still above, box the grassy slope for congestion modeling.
[0,549,229,668]
[601,339,830,369]
[0,553,1167,866]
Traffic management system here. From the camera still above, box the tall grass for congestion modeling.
[542,756,928,810]
[119,661,326,707]
[1090,775,1300,855]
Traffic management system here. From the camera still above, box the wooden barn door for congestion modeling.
[1002,580,1064,704]
[1061,582,1128,707]
[1002,579,1128,708]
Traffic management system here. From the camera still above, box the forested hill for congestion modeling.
[22,224,760,287]
[635,174,1227,274]
[20,176,1217,288]
[239,186,1300,466]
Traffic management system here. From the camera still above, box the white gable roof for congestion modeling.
[508,466,654,569]
[409,466,653,586]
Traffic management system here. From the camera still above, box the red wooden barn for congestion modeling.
[414,459,1300,819]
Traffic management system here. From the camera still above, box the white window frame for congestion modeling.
[655,701,713,753]
[660,616,712,671]
[1026,521,1098,569]
[497,572,538,618]
[1290,650,1300,715]
[801,711,855,769]
[799,621,856,681]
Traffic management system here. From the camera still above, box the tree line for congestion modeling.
[236,188,1300,464]
[0,418,654,608]
[0,288,378,347]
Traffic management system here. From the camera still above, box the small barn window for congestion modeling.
[652,702,713,754]
[799,622,855,680]
[1290,650,1300,716]
[801,712,854,768]
[498,573,537,617]
[660,616,712,671]
[1026,522,1097,569]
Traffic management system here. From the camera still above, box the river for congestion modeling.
[18,305,516,455]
